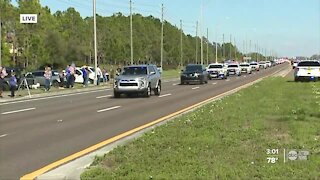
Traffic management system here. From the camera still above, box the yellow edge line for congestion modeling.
[20,67,283,180]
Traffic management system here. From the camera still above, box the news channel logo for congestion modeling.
[287,150,310,161]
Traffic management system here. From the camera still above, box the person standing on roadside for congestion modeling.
[0,67,6,98]
[96,65,102,85]
[59,70,65,88]
[65,65,71,88]
[81,65,89,87]
[44,66,52,91]
[9,71,17,97]
[69,64,75,88]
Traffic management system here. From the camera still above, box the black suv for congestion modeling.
[180,64,208,85]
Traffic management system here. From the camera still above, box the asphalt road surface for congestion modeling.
[0,63,289,179]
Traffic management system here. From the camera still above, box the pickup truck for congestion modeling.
[294,60,320,81]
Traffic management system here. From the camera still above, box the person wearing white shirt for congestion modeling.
[96,65,102,85]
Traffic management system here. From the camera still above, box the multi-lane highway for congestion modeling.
[0,63,289,179]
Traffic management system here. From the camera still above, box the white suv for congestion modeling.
[227,64,241,76]
[206,63,228,79]
[294,61,320,81]
[240,63,252,74]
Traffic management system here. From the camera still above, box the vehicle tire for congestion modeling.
[200,78,204,84]
[143,84,151,97]
[114,91,121,98]
[154,81,161,96]
[52,80,59,87]
[180,80,184,85]
[89,79,94,84]
[294,77,299,82]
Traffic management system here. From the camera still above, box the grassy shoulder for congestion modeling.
[82,77,320,179]
[161,69,180,80]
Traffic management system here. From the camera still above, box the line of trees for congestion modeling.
[1,0,268,71]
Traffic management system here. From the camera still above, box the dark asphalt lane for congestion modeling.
[0,63,289,179]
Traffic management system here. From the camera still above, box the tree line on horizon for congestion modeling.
[2,0,313,71]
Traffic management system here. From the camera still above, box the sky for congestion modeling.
[34,0,320,57]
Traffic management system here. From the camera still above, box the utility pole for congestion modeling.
[222,34,225,60]
[234,37,236,60]
[200,7,203,65]
[206,28,209,65]
[229,34,232,60]
[196,21,198,64]
[249,40,251,57]
[160,3,164,69]
[0,18,2,67]
[93,0,98,85]
[215,28,218,63]
[130,0,133,65]
[180,19,183,68]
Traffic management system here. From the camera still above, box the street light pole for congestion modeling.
[160,3,164,69]
[180,19,183,68]
[215,27,218,63]
[206,28,208,65]
[93,0,98,85]
[0,17,2,67]
[130,0,133,65]
[196,21,198,64]
[222,34,225,60]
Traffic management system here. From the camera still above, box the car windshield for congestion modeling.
[122,66,147,75]
[240,64,250,67]
[259,62,266,64]
[228,65,238,68]
[208,65,222,69]
[250,63,258,65]
[185,65,202,72]
[298,61,320,67]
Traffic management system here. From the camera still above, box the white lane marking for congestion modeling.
[192,87,200,90]
[159,93,172,98]
[0,134,8,138]
[172,83,178,86]
[225,79,230,81]
[1,107,36,115]
[57,120,63,122]
[96,95,112,99]
[97,106,121,113]
[212,82,217,85]
[0,89,110,106]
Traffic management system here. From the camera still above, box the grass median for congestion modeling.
[81,77,320,179]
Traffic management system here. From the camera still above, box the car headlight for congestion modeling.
[138,77,147,87]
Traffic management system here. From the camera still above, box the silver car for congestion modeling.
[113,65,161,98]
[25,70,61,87]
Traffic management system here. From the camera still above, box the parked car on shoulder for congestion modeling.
[227,64,241,76]
[294,60,320,82]
[206,63,228,79]
[24,70,61,87]
[113,64,161,98]
[240,63,252,74]
[180,64,208,84]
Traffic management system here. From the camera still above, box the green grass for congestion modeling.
[82,77,319,179]
[161,69,180,80]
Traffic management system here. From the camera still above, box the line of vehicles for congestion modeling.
[1,66,103,90]
[112,60,284,98]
